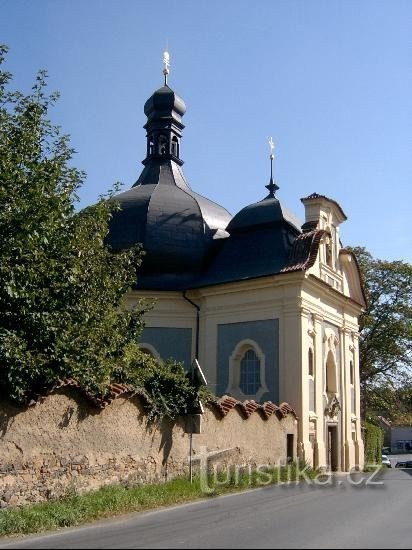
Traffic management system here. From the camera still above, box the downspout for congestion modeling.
[183,291,200,360]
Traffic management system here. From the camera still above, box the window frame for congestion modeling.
[226,339,268,401]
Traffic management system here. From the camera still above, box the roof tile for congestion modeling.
[207,395,297,420]
[281,229,325,273]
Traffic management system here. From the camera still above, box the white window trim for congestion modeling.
[226,339,268,402]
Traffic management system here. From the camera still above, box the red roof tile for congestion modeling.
[29,379,151,410]
[207,395,297,420]
[281,229,325,273]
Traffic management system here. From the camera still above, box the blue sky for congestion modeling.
[2,0,411,262]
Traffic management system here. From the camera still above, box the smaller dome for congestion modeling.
[227,196,301,233]
[144,85,186,121]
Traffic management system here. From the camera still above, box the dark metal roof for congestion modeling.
[190,194,302,287]
[193,210,300,288]
[106,78,232,291]
[227,196,301,233]
[144,84,186,122]
[106,159,232,290]
[106,79,330,291]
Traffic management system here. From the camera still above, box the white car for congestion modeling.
[381,455,391,467]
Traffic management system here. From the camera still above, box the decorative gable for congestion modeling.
[300,193,348,292]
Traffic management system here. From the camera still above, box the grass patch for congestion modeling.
[0,463,318,538]
[363,463,386,472]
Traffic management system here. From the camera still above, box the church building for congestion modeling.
[107,55,366,472]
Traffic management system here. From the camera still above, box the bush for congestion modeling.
[0,45,205,420]
[363,421,384,464]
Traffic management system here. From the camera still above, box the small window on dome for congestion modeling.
[148,136,155,156]
[158,135,168,155]
[171,136,179,157]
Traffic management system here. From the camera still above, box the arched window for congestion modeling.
[226,340,268,401]
[239,349,261,396]
[171,136,179,157]
[158,135,168,155]
[326,350,338,393]
[308,348,314,377]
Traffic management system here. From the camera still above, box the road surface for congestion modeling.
[0,468,410,549]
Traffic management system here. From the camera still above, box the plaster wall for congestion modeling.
[0,389,297,508]
[126,265,364,472]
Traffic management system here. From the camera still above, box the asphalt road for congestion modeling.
[0,468,411,549]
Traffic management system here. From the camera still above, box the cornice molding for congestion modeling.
[305,274,364,311]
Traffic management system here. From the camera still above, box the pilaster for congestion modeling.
[313,313,326,468]
[352,331,364,469]
[281,305,305,461]
[299,307,313,464]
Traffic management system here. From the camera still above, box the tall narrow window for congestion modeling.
[239,349,261,396]
[287,434,294,464]
[308,348,314,376]
[171,136,179,157]
[325,236,333,267]
[148,136,154,156]
[350,360,354,385]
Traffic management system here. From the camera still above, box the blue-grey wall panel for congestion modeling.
[141,327,192,369]
[217,319,279,403]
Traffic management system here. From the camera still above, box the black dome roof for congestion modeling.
[107,160,231,289]
[106,79,233,290]
[144,85,186,121]
[227,196,301,233]
[195,195,302,288]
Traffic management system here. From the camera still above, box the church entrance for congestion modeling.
[327,424,338,471]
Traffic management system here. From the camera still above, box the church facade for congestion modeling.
[107,65,366,472]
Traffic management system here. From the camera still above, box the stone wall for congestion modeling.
[0,388,297,508]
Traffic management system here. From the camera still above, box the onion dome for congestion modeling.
[106,73,231,290]
[227,196,301,233]
[144,85,186,122]
[227,146,301,235]
[196,151,302,287]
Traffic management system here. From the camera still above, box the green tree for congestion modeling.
[367,382,412,425]
[0,45,199,417]
[350,246,412,418]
